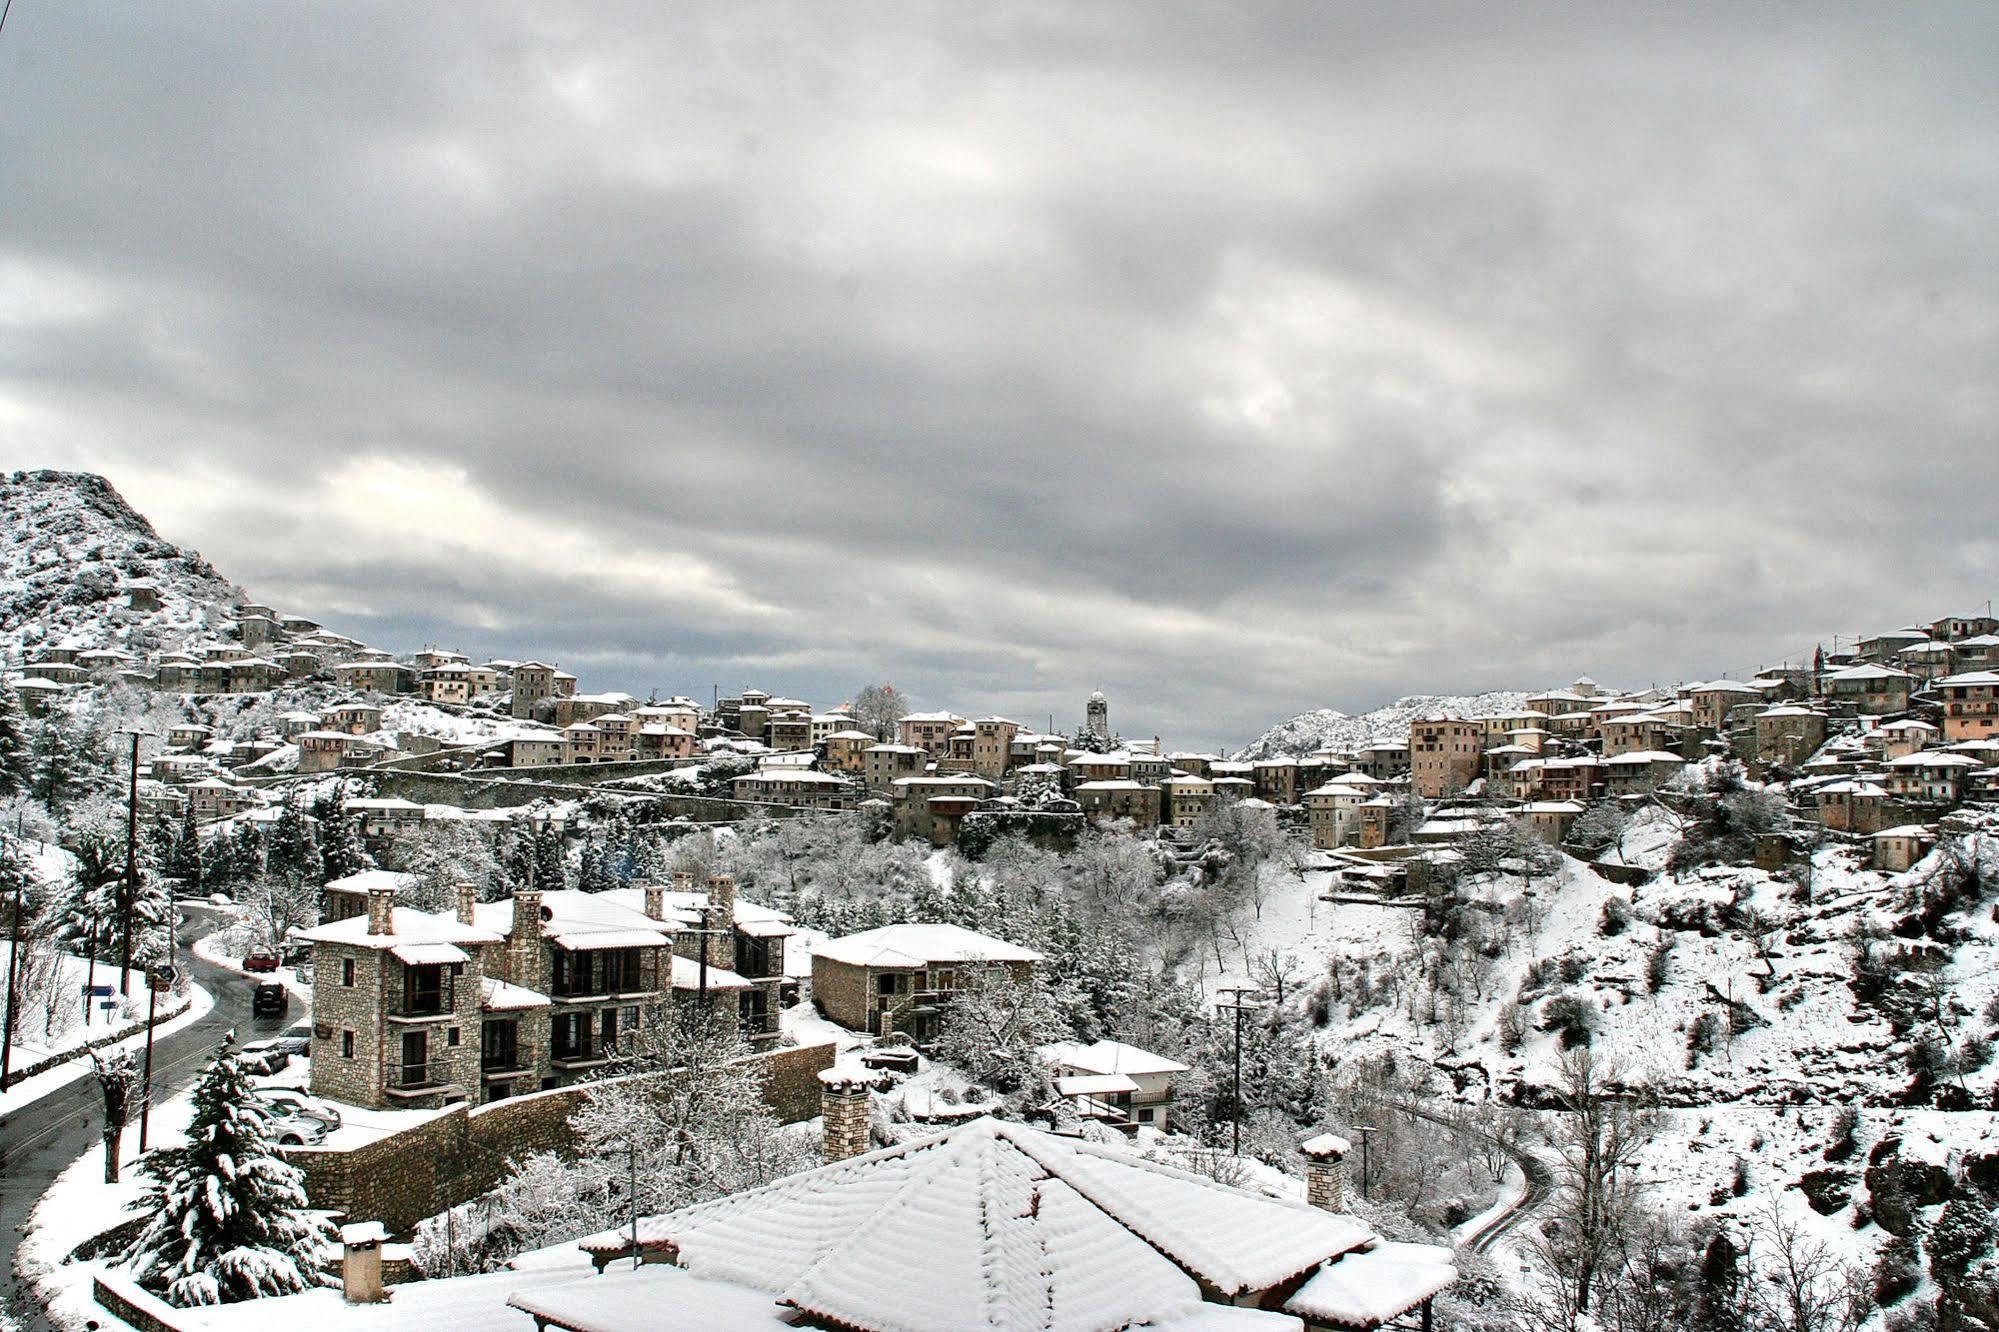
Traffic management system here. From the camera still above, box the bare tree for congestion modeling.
[849,684,908,743]
[1747,1201,1871,1332]
[1523,1047,1658,1323]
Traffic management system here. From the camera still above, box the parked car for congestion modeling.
[235,1039,290,1076]
[268,1020,313,1057]
[252,1087,342,1133]
[243,951,280,974]
[252,982,287,1017]
[257,1102,329,1147]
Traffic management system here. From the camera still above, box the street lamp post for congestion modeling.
[1215,984,1267,1157]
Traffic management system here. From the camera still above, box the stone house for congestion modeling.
[633,723,697,761]
[1304,782,1369,849]
[731,769,856,811]
[1251,757,1300,805]
[332,661,416,695]
[1073,779,1163,828]
[863,743,928,792]
[1872,718,1941,760]
[1822,664,1916,715]
[897,711,964,757]
[811,922,1041,1041]
[1754,706,1830,769]
[509,661,577,720]
[971,717,1019,780]
[1040,1039,1191,1132]
[1880,751,1979,806]
[889,774,995,844]
[1873,825,1937,873]
[552,693,639,728]
[345,796,428,846]
[1933,671,1999,742]
[298,730,356,774]
[1162,774,1215,828]
[303,887,504,1110]
[421,666,476,705]
[325,702,384,734]
[1931,615,1999,642]
[1410,718,1482,797]
[1069,752,1133,784]
[1812,780,1896,835]
[1525,801,1585,844]
[1355,795,1396,849]
[502,737,565,767]
[1603,750,1687,796]
[560,722,603,764]
[821,729,877,774]
[187,777,261,821]
[1686,680,1765,732]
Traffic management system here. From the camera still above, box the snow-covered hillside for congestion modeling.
[1233,691,1531,761]
[0,470,244,660]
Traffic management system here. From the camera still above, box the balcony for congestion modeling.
[482,1044,537,1080]
[549,1041,610,1071]
[386,1060,454,1098]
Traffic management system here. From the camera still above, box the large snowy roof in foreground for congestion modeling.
[576,1118,1381,1331]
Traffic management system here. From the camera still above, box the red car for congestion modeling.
[243,951,280,974]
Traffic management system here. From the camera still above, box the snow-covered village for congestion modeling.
[2,7,1996,1332]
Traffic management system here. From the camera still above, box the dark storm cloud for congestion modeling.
[2,3,1995,748]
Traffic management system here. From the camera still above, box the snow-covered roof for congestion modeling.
[576,1117,1375,1324]
[1605,750,1687,766]
[1282,1241,1456,1328]
[300,908,502,951]
[1938,670,1999,687]
[324,870,419,898]
[813,923,1041,969]
[1041,1039,1190,1078]
[391,941,470,966]
[668,955,752,992]
[1826,664,1915,682]
[481,977,550,1011]
[1884,751,1980,768]
[1873,825,1936,840]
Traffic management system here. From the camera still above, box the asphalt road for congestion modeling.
[1388,1098,1556,1255]
[0,908,279,1332]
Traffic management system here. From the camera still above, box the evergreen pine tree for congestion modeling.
[534,823,567,890]
[265,792,322,885]
[574,837,617,893]
[0,686,30,797]
[124,1042,333,1305]
[161,803,204,886]
[31,718,84,811]
[314,796,369,880]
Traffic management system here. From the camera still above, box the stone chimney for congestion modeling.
[455,881,478,927]
[705,874,738,969]
[819,1067,886,1163]
[642,880,666,922]
[365,887,395,937]
[340,1221,388,1303]
[672,869,695,893]
[1300,1133,1352,1212]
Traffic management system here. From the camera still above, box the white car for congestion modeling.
[256,1102,329,1147]
[253,1088,342,1133]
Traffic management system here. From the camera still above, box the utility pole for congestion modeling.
[1,834,25,1090]
[117,730,145,996]
[1356,1124,1377,1200]
[1215,985,1265,1156]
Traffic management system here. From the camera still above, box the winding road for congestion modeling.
[1387,1099,1555,1255]
[0,908,273,1332]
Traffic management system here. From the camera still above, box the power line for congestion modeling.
[0,0,13,35]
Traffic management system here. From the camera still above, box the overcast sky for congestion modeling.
[2,5,1994,749]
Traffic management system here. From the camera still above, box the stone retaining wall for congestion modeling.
[289,1041,834,1233]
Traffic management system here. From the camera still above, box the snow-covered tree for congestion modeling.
[849,683,907,742]
[30,717,90,811]
[124,1042,333,1305]
[315,793,369,881]
[572,1002,815,1218]
[0,686,30,796]
[264,792,321,885]
[933,963,1068,1102]
[388,821,498,912]
[412,1151,611,1277]
[90,1046,138,1183]
[238,873,320,954]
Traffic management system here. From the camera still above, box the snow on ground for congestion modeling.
[20,1080,203,1330]
[0,943,149,1066]
[0,975,211,1120]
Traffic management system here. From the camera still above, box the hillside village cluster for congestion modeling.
[13,586,1999,874]
[7,483,1999,1331]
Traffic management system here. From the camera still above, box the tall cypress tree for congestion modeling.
[0,687,30,797]
[123,1042,333,1305]
[265,792,321,885]
[314,795,369,881]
